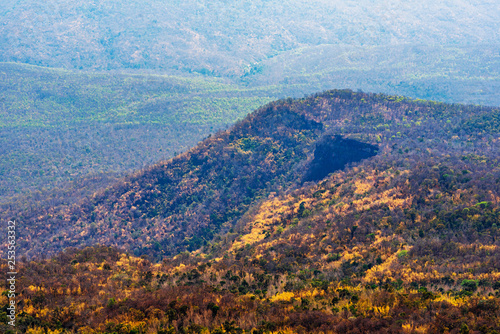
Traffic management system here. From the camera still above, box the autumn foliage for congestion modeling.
[2,90,500,333]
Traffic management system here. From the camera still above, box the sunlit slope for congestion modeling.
[6,90,500,263]
[3,97,500,331]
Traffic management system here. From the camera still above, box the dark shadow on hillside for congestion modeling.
[304,135,378,182]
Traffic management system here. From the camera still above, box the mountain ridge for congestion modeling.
[2,90,500,333]
[4,89,499,262]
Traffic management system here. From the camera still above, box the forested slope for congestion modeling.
[2,91,500,333]
[4,90,499,260]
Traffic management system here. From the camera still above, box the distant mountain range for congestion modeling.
[2,0,499,75]
[2,0,500,202]
[1,0,499,105]
[0,62,277,201]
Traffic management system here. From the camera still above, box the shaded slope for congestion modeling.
[304,135,378,182]
[8,90,388,260]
